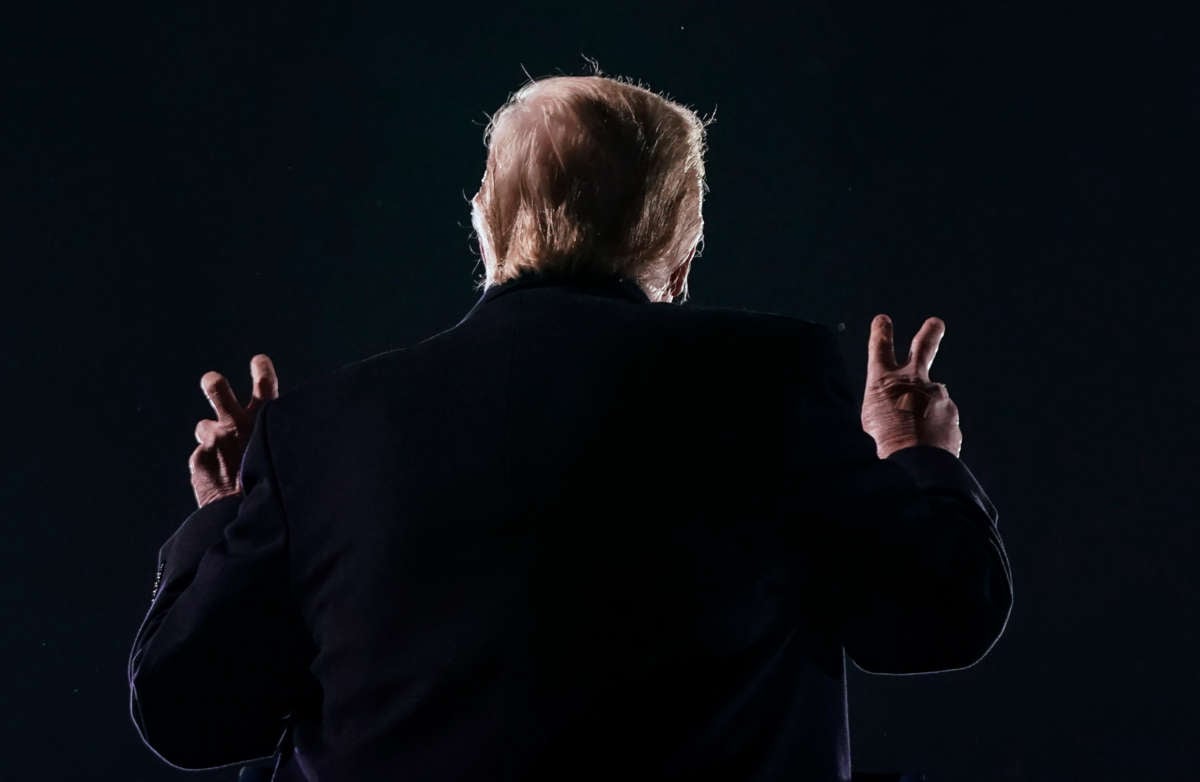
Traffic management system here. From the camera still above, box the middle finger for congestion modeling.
[906,317,946,381]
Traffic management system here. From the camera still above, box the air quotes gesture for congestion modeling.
[189,354,279,508]
[860,314,963,459]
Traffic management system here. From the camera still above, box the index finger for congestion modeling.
[867,314,899,378]
[200,372,244,424]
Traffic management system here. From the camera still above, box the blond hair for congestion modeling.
[469,68,714,303]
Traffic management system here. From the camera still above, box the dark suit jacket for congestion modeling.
[128,270,1012,782]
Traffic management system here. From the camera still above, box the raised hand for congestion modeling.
[860,315,962,459]
[189,354,279,508]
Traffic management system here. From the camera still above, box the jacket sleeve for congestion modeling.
[781,324,1014,675]
[127,399,317,769]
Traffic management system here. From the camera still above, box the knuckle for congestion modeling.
[881,374,919,391]
[870,377,892,394]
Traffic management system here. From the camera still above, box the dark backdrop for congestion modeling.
[4,2,1195,780]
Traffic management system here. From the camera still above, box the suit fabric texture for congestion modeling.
[129,271,1013,781]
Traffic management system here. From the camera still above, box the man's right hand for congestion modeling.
[861,314,963,459]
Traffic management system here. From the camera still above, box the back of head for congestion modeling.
[470,71,713,303]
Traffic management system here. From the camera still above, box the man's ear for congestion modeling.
[668,247,696,299]
[471,192,496,282]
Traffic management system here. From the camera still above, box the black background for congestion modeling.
[4,2,1196,780]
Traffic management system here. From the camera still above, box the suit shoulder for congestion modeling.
[267,349,398,420]
[676,303,838,350]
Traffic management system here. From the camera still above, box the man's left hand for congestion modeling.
[189,354,279,508]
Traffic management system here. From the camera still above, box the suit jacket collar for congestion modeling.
[459,270,652,323]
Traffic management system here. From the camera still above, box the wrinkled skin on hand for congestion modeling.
[861,314,962,459]
[189,354,279,508]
